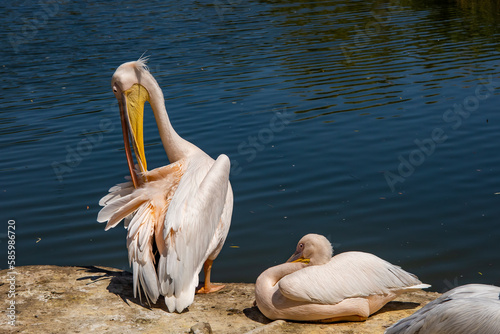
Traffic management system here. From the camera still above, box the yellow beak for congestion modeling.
[119,83,150,187]
[287,252,311,264]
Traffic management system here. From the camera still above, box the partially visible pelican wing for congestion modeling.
[97,179,159,303]
[98,181,134,206]
[279,251,429,305]
[126,204,160,303]
[385,284,500,334]
[158,154,230,312]
[97,177,148,231]
[98,194,148,230]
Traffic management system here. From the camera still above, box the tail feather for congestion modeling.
[159,256,174,296]
[173,284,196,312]
[159,235,201,313]
[162,274,197,312]
[164,295,176,313]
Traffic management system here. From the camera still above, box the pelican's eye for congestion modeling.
[113,85,118,93]
[298,243,304,249]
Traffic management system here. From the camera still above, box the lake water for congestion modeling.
[1,0,499,293]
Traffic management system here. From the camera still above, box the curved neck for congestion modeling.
[255,261,307,320]
[260,262,306,287]
[146,75,199,162]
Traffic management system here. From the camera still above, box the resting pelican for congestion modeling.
[97,58,233,313]
[385,284,500,334]
[255,234,430,322]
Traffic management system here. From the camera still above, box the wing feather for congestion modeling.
[97,194,134,222]
[385,284,500,334]
[99,181,134,206]
[103,195,147,230]
[98,178,161,303]
[126,204,160,303]
[279,251,428,305]
[158,154,230,312]
[127,206,150,241]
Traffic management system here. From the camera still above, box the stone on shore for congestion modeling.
[0,265,440,333]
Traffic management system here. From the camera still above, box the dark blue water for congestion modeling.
[1,0,499,292]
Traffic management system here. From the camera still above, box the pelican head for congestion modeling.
[287,233,333,265]
[110,58,196,190]
[112,58,180,187]
[111,59,157,187]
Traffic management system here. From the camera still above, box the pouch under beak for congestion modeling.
[122,83,149,173]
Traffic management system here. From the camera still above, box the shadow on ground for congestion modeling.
[76,265,170,311]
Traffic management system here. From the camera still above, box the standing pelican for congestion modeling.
[97,58,233,313]
[255,234,430,322]
[385,284,500,334]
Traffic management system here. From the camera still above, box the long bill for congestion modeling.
[287,251,310,264]
[118,83,150,188]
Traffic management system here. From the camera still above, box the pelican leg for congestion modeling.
[196,259,225,294]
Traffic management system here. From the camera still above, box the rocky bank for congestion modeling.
[0,265,440,333]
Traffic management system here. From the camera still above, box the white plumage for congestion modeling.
[97,59,233,312]
[385,284,500,334]
[279,251,429,305]
[255,234,430,322]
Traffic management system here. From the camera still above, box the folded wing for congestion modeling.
[158,154,231,312]
[279,251,429,305]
